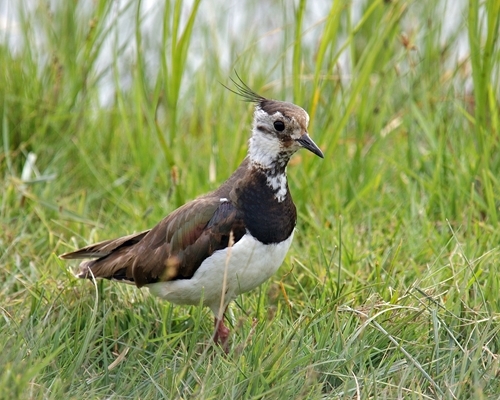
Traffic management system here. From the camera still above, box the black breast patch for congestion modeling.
[233,170,297,244]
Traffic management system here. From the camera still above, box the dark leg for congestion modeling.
[213,317,230,353]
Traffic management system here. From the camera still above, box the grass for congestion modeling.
[1,0,499,398]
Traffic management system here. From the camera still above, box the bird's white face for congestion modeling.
[248,100,311,169]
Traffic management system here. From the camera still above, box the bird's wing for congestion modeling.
[59,230,150,259]
[62,197,246,287]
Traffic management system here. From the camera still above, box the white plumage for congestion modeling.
[147,231,294,318]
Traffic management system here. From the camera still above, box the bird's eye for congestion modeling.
[273,121,285,131]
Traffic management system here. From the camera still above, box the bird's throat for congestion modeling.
[265,172,288,202]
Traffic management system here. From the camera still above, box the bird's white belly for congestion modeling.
[147,231,294,315]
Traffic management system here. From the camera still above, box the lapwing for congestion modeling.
[60,77,324,351]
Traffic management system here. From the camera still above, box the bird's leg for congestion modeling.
[213,315,230,353]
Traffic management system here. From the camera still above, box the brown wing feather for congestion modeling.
[59,231,150,259]
[65,197,246,287]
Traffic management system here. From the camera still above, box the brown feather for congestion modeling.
[61,159,251,287]
[129,197,245,286]
[59,231,149,259]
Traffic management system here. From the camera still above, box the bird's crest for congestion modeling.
[222,71,267,105]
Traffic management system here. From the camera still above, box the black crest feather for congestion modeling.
[222,71,267,104]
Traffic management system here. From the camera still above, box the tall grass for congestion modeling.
[1,0,499,398]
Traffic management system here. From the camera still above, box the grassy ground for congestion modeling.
[1,0,499,398]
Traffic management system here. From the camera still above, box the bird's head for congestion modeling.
[225,75,324,170]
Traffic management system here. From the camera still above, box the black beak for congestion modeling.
[297,133,324,158]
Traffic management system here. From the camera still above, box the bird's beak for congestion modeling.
[296,133,324,158]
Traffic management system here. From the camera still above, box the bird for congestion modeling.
[59,77,324,352]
